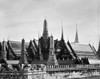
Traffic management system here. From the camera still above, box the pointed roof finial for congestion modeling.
[38,32,39,42]
[7,33,10,41]
[74,24,79,43]
[44,16,47,20]
[51,33,53,36]
[89,41,91,44]
[67,37,69,41]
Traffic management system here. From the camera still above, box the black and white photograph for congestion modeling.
[0,0,100,79]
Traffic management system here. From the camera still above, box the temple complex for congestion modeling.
[0,19,99,79]
[0,19,98,65]
[0,20,98,65]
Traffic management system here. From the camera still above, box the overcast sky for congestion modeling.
[0,0,100,49]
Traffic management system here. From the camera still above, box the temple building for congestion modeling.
[69,25,99,64]
[70,43,97,60]
[0,19,99,65]
[0,19,100,79]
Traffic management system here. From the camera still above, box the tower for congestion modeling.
[42,19,48,42]
[74,24,79,43]
[47,35,58,65]
[1,41,7,60]
[19,39,28,65]
[40,19,49,60]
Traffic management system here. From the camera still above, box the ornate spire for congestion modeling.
[61,20,64,41]
[47,35,58,65]
[74,24,79,43]
[2,40,7,60]
[19,39,28,65]
[61,26,64,41]
[42,19,48,41]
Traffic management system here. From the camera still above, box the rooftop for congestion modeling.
[70,42,97,59]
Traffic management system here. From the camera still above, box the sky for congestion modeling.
[0,0,100,49]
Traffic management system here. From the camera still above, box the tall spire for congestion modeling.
[42,19,48,41]
[19,39,28,65]
[2,40,7,60]
[47,35,58,65]
[61,20,64,41]
[74,24,79,43]
[61,26,64,41]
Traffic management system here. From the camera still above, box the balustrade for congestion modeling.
[0,64,100,78]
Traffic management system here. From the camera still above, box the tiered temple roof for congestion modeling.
[8,40,29,57]
[70,42,97,60]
